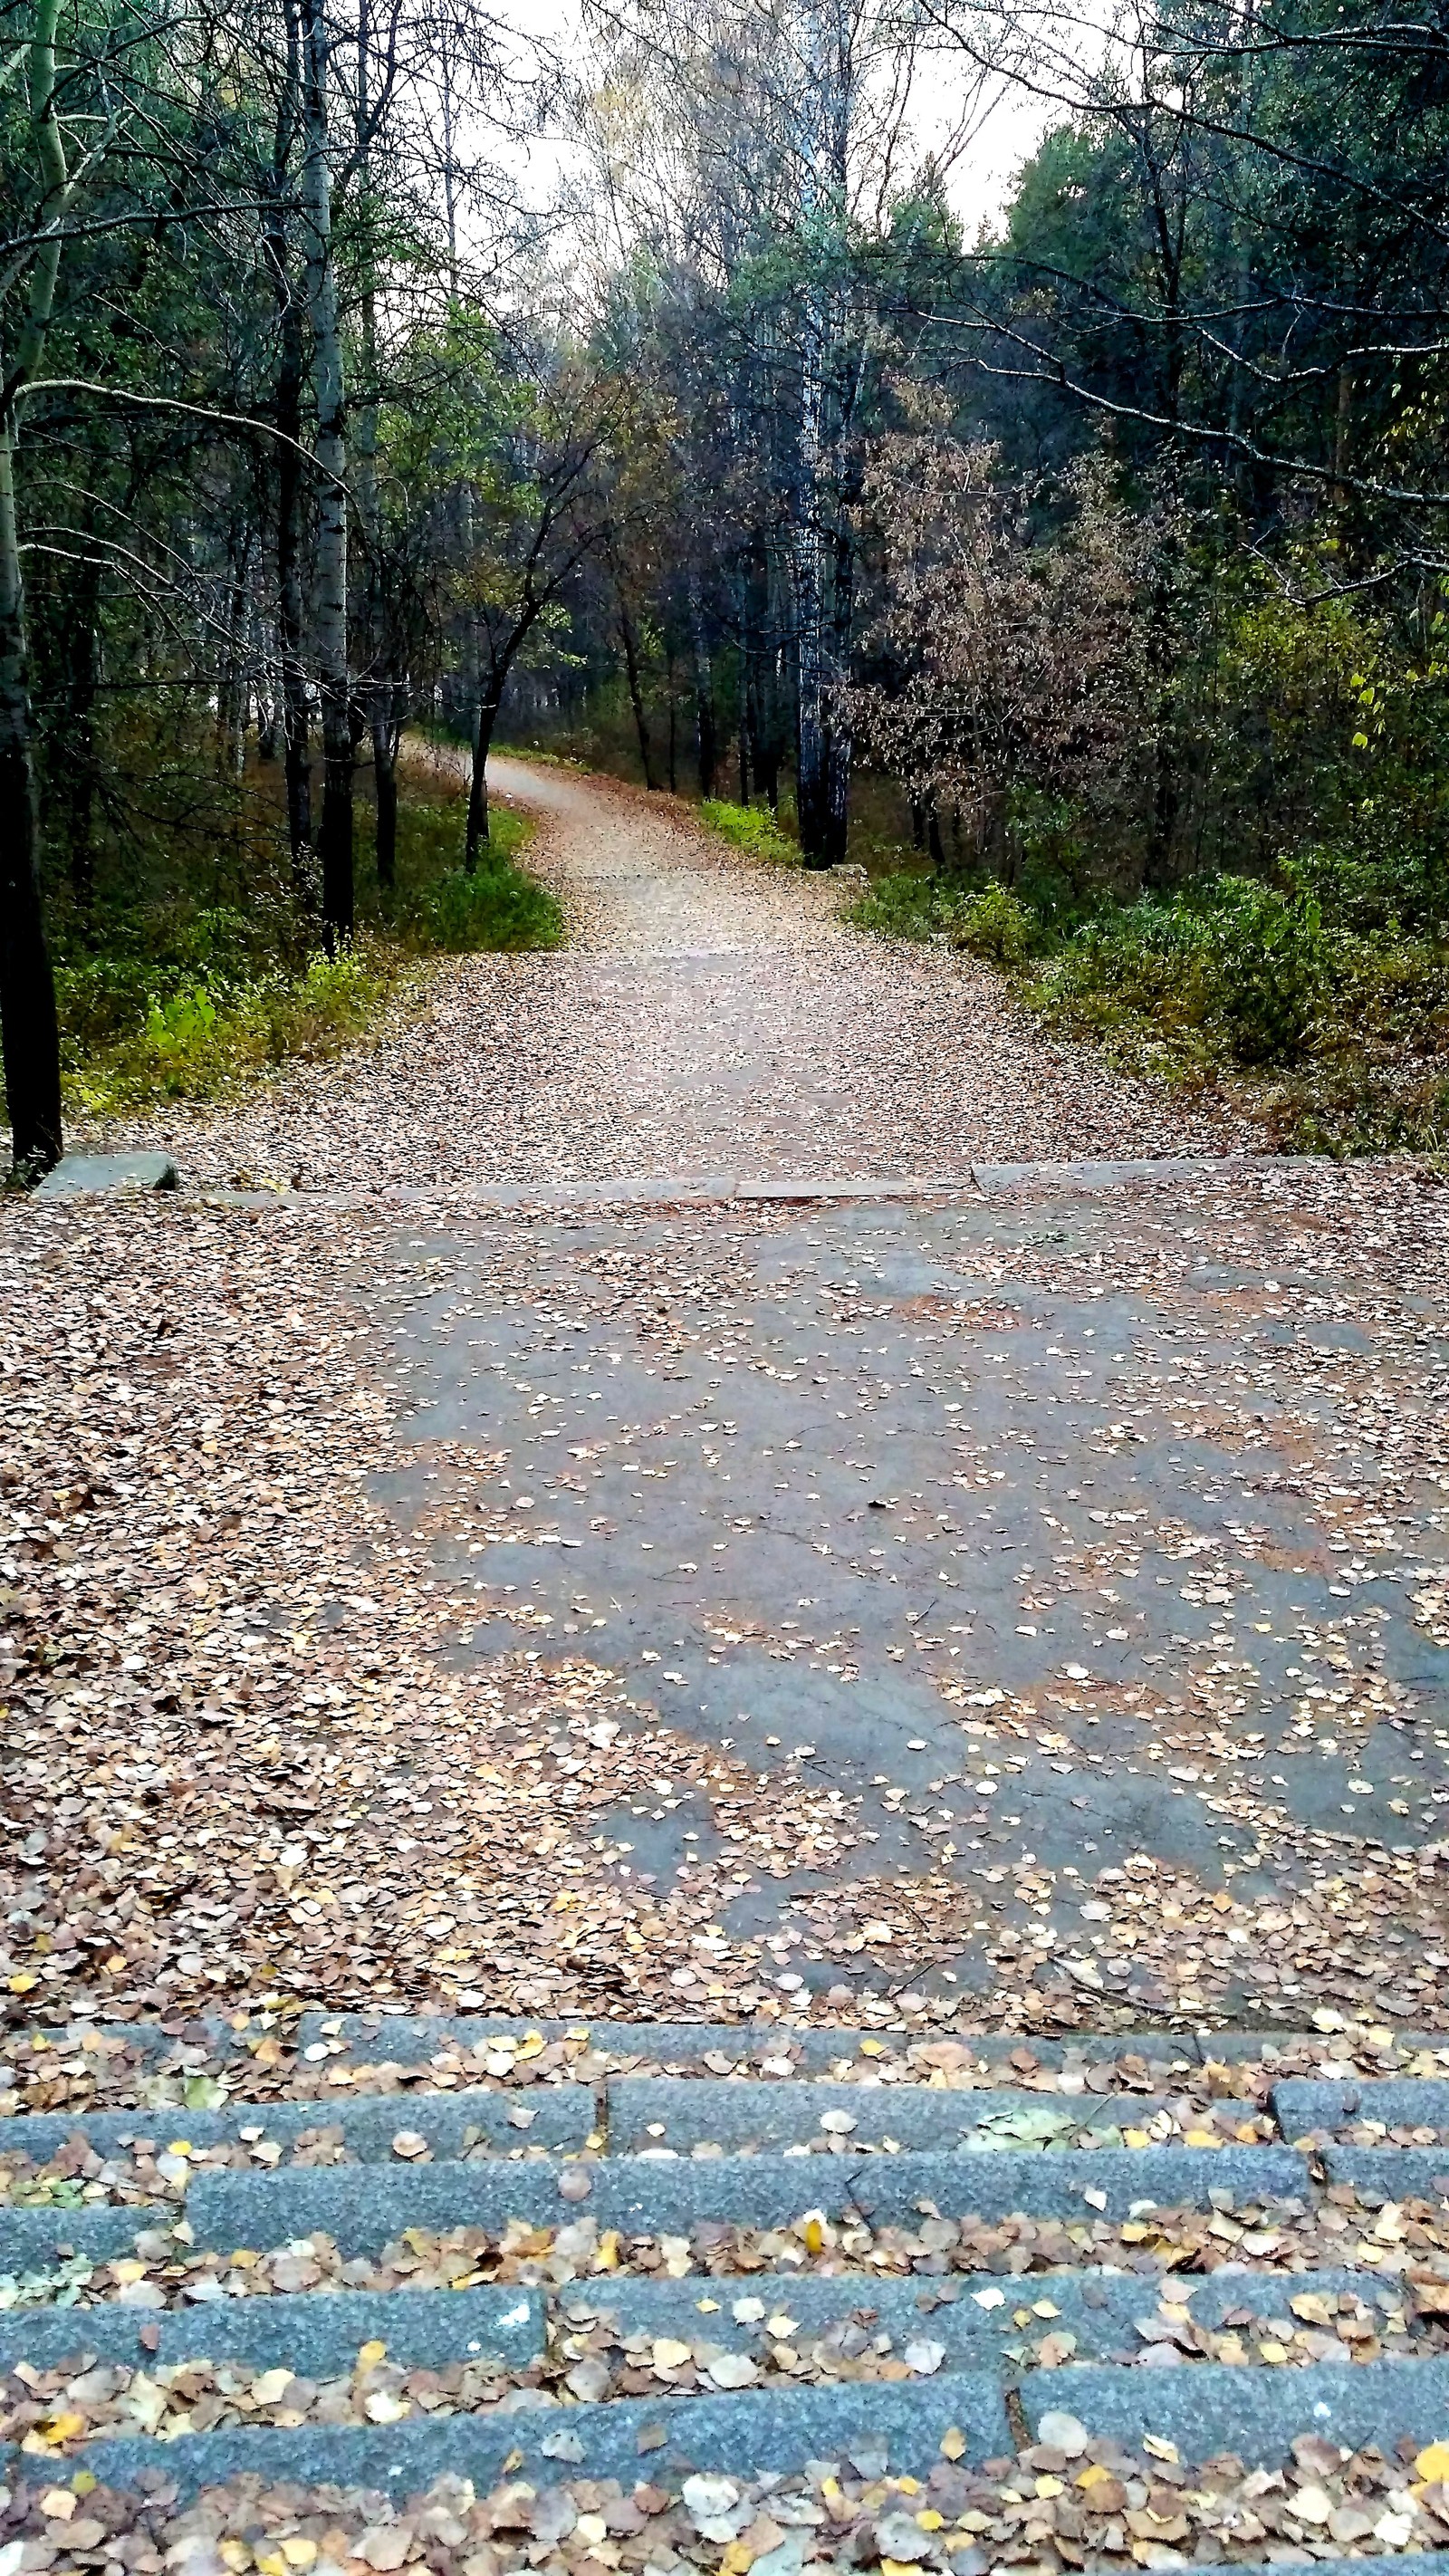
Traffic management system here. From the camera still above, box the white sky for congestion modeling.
[495,0,1058,250]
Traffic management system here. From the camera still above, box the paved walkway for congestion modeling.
[5,764,1446,2035]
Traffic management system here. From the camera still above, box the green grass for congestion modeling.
[847,853,1449,1156]
[700,798,801,864]
[59,779,561,1120]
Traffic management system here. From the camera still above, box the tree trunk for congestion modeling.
[264,0,312,880]
[465,695,501,867]
[56,551,100,907]
[687,566,716,795]
[301,0,351,947]
[0,0,72,1174]
[618,601,656,790]
[267,222,311,871]
[0,427,63,1177]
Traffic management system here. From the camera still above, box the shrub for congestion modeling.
[941,879,1037,969]
[421,859,563,952]
[1197,877,1326,1063]
[701,798,800,863]
[842,871,940,937]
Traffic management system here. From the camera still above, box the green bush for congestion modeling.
[941,880,1037,969]
[842,871,940,937]
[1197,877,1326,1063]
[421,860,563,953]
[700,798,800,864]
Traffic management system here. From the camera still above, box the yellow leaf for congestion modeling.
[72,2474,97,2498]
[109,2261,147,2284]
[594,2230,621,2270]
[1035,2479,1065,2500]
[281,2542,318,2570]
[7,1973,38,1994]
[1143,2436,1179,2464]
[356,2341,387,2372]
[1078,2465,1115,2491]
[1183,2129,1220,2148]
[719,2542,755,2576]
[939,2428,966,2463]
[802,2216,825,2254]
[515,2033,545,2060]
[859,2038,885,2056]
[1123,2128,1150,2148]
[1257,2341,1288,2364]
[916,2510,945,2530]
[42,2415,86,2442]
[1415,2443,1449,2484]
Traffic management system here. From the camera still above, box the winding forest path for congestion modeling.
[106,757,1234,1190]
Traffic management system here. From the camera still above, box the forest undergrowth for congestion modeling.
[53,745,560,1122]
[847,854,1449,1158]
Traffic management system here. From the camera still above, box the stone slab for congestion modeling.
[969,1157,1280,1192]
[0,2203,174,2275]
[0,2283,545,2378]
[0,2082,595,2169]
[1019,2353,1449,2462]
[183,2144,1311,2257]
[606,2076,1171,2156]
[1323,2147,1449,2199]
[34,2370,1012,2499]
[1275,2077,1449,2139]
[555,2264,1416,2377]
[1196,2031,1449,2067]
[34,1153,178,1197]
[297,2013,1211,2078]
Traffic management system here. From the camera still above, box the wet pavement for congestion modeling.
[369,1168,1449,2005]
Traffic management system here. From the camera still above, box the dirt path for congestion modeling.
[90,758,1238,1189]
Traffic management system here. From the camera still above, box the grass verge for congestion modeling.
[59,765,561,1120]
[846,860,1449,1156]
[700,798,801,864]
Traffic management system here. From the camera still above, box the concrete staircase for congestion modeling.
[4,2014,1449,2569]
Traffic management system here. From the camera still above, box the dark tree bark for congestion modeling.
[687,567,716,795]
[465,688,504,867]
[1,0,69,1175]
[618,599,657,790]
[0,434,63,1177]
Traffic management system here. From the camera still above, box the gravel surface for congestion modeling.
[75,760,1241,1188]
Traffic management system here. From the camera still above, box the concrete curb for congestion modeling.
[0,2083,596,2169]
[1019,2353,1449,2461]
[33,2371,1014,2499]
[0,2282,545,2378]
[181,1154,1340,1216]
[605,2075,1175,2155]
[182,2142,1313,2256]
